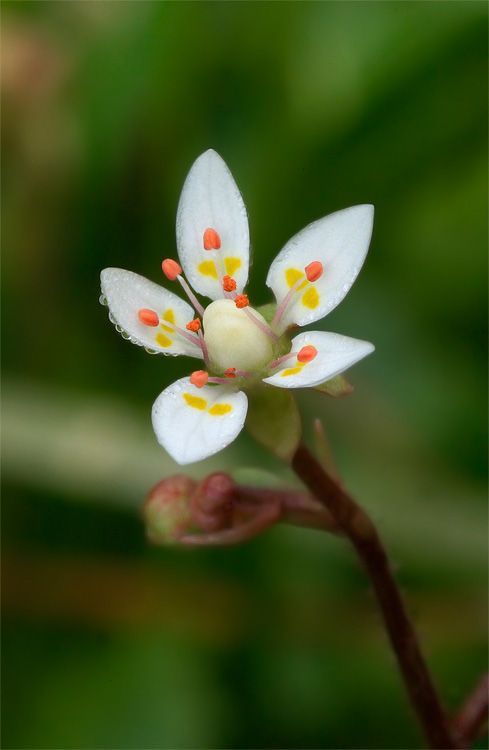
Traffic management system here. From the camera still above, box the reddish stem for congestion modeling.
[181,504,281,546]
[452,674,488,748]
[292,442,458,750]
[236,485,339,534]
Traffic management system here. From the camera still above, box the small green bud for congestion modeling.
[142,475,195,544]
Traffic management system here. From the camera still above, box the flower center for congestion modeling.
[203,299,275,373]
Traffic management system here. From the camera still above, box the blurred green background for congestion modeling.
[2,2,487,748]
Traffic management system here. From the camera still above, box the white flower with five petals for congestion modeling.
[100,150,374,465]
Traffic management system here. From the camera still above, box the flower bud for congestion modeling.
[142,475,195,543]
[190,473,235,532]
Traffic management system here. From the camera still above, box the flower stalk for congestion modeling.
[291,442,459,750]
[142,456,487,749]
[452,674,489,748]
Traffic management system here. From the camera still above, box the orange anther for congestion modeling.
[162,258,182,280]
[186,319,201,332]
[297,345,318,363]
[138,308,159,327]
[234,294,249,309]
[190,370,209,388]
[203,227,221,250]
[222,275,237,292]
[224,368,236,378]
[305,261,323,283]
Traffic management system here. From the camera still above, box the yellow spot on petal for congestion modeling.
[209,403,232,416]
[198,261,218,279]
[285,268,308,292]
[225,257,242,277]
[183,393,207,410]
[160,309,175,333]
[281,367,303,377]
[156,333,172,347]
[281,362,306,377]
[302,287,319,309]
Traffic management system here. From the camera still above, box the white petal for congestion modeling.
[266,205,374,331]
[101,268,203,358]
[152,377,248,465]
[262,330,374,389]
[176,149,250,300]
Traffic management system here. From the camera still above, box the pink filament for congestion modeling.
[271,275,308,329]
[160,319,202,348]
[176,275,205,317]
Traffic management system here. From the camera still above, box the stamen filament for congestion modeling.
[229,291,279,343]
[177,275,205,317]
[160,319,201,347]
[242,306,278,342]
[242,305,278,341]
[224,367,252,379]
[268,345,318,370]
[207,370,251,386]
[268,352,297,370]
[198,329,211,368]
[214,256,225,289]
[271,274,309,329]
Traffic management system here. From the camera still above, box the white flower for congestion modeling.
[100,150,374,465]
